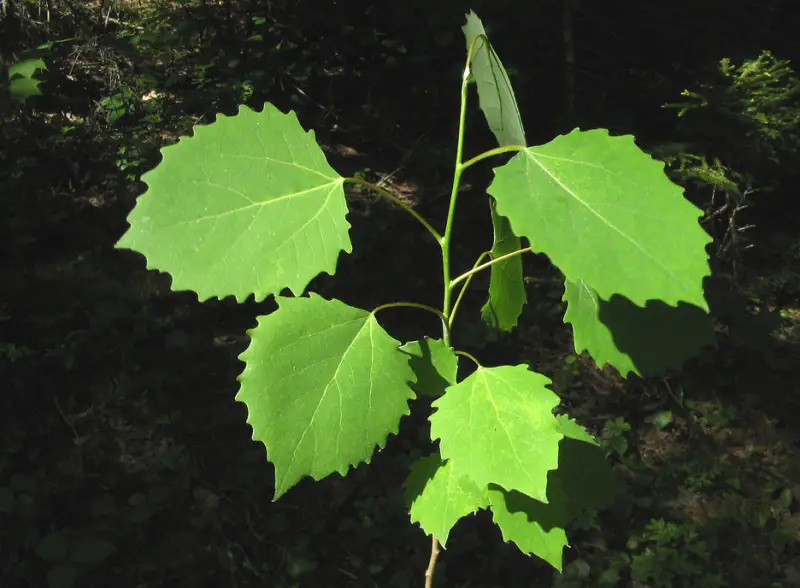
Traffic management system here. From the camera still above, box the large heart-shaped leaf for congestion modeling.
[237,294,415,499]
[116,103,351,302]
[488,129,712,310]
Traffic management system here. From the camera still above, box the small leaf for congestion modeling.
[430,365,562,501]
[647,411,673,429]
[481,200,526,331]
[488,483,569,570]
[609,436,628,456]
[462,14,527,331]
[399,338,458,398]
[489,130,712,310]
[563,279,715,376]
[36,532,69,563]
[116,103,351,303]
[779,487,793,509]
[9,76,44,103]
[405,454,489,546]
[8,57,48,80]
[462,11,525,147]
[69,537,116,565]
[237,294,415,499]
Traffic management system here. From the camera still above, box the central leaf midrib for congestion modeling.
[281,316,373,484]
[481,369,535,492]
[524,151,680,285]
[180,179,341,225]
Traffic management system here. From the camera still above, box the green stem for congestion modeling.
[455,350,483,368]
[461,144,524,170]
[426,33,487,588]
[440,53,474,344]
[372,302,451,344]
[450,246,532,288]
[449,251,492,328]
[346,177,442,243]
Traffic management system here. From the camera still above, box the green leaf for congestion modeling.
[462,11,525,147]
[462,12,527,331]
[481,200,526,331]
[489,129,712,310]
[488,483,569,571]
[9,76,44,103]
[646,411,673,429]
[485,416,616,570]
[8,57,48,80]
[430,365,562,501]
[779,487,794,509]
[399,337,458,398]
[236,294,415,499]
[405,454,489,546]
[116,103,351,302]
[563,278,715,376]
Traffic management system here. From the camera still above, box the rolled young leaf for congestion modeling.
[482,199,526,331]
[463,11,527,330]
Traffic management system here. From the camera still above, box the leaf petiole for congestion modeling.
[450,246,533,288]
[345,177,442,243]
[460,144,524,171]
[454,349,482,368]
[448,250,492,327]
[372,301,451,343]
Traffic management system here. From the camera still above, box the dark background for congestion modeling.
[1,1,799,587]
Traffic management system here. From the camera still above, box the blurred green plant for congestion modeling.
[601,417,631,458]
[628,519,724,588]
[657,50,800,270]
[666,51,800,165]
